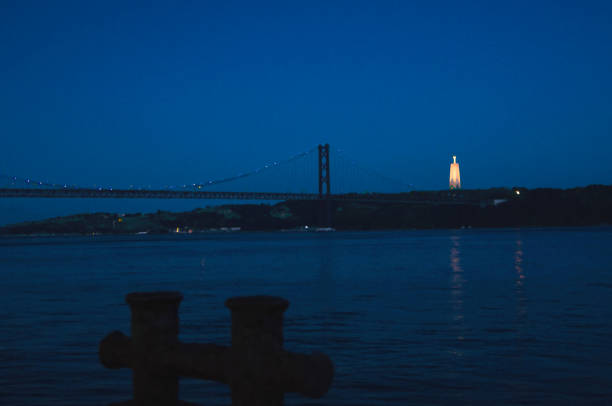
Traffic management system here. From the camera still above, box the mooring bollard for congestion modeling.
[99,292,334,406]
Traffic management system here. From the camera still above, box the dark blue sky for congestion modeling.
[1,1,611,222]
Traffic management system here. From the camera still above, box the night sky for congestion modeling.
[1,1,611,223]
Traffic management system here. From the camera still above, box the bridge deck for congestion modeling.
[0,188,480,205]
[0,188,320,201]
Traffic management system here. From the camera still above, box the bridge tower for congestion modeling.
[318,144,330,197]
[317,144,332,227]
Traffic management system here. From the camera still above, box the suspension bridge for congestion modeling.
[0,144,423,202]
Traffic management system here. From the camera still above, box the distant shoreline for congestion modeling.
[1,186,610,236]
[1,225,611,241]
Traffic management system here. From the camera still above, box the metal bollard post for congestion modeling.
[126,291,183,406]
[225,296,288,406]
[100,292,333,406]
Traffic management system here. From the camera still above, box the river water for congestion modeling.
[1,228,611,405]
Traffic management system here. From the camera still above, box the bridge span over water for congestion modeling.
[0,144,478,205]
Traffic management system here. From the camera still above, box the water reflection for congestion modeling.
[514,239,525,287]
[514,237,527,322]
[449,234,465,342]
[315,236,336,312]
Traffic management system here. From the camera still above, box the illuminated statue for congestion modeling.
[449,155,461,189]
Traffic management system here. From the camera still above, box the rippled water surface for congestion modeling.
[1,228,612,405]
